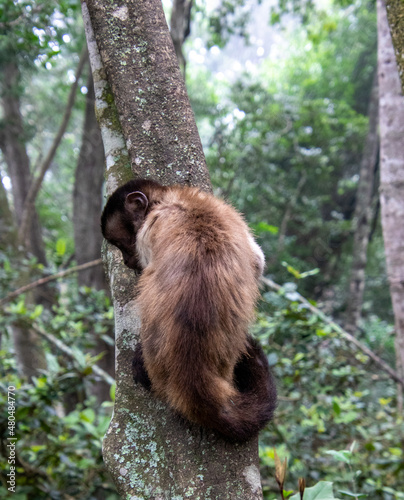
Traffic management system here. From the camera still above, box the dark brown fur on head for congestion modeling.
[101,180,166,270]
[101,178,277,442]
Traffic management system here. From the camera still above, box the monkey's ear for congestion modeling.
[125,191,148,216]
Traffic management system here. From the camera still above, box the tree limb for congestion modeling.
[0,259,102,307]
[32,323,115,386]
[17,46,88,246]
[260,275,404,387]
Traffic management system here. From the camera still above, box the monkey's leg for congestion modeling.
[233,336,274,394]
[132,342,152,391]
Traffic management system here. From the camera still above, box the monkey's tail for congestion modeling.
[185,336,277,442]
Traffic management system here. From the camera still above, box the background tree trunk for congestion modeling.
[170,0,193,78]
[0,175,16,249]
[377,0,404,412]
[1,62,48,378]
[82,0,264,497]
[73,68,106,290]
[345,73,379,332]
[384,0,404,93]
[73,68,114,404]
[2,63,47,265]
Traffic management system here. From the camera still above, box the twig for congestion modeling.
[32,323,115,386]
[17,46,88,246]
[260,275,404,387]
[0,259,102,306]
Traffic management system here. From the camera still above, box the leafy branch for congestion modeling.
[0,258,102,307]
[260,276,404,387]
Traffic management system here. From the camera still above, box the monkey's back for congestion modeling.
[136,186,261,420]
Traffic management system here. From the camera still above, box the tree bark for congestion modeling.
[82,0,264,497]
[345,72,379,332]
[73,69,106,291]
[73,68,114,403]
[384,0,404,93]
[377,0,404,412]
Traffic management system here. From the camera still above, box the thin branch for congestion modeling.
[32,323,115,386]
[0,259,102,307]
[0,4,47,29]
[260,275,404,387]
[17,46,88,246]
[276,173,306,255]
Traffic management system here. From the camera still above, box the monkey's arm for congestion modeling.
[247,235,265,278]
[132,343,152,391]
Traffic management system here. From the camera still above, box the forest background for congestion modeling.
[0,0,403,498]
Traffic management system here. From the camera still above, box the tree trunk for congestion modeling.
[73,68,114,403]
[345,73,379,332]
[0,62,48,378]
[377,0,404,412]
[384,0,404,93]
[170,0,193,78]
[276,173,306,256]
[0,175,16,249]
[73,69,106,291]
[2,63,47,266]
[82,0,264,497]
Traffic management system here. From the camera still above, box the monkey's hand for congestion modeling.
[132,343,152,391]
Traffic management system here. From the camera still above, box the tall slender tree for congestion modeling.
[82,0,265,497]
[73,67,114,403]
[345,73,379,332]
[377,0,404,412]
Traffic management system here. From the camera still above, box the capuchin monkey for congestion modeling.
[101,179,277,442]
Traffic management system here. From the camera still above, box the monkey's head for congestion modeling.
[101,179,162,270]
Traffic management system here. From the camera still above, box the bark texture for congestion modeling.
[345,73,379,332]
[83,0,210,196]
[378,0,404,412]
[73,69,106,291]
[385,0,404,92]
[82,0,264,498]
[73,68,114,404]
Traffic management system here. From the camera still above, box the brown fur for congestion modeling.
[101,179,277,441]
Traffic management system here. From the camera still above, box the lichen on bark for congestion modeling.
[82,0,265,498]
[385,0,404,92]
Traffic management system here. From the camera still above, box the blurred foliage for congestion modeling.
[0,0,401,498]
[256,283,403,498]
[0,269,117,499]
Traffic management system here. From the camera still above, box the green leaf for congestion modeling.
[300,268,320,278]
[293,352,305,363]
[253,221,279,234]
[338,491,366,498]
[325,449,352,464]
[332,400,341,416]
[290,481,341,500]
[56,238,67,256]
[10,299,27,316]
[31,445,46,452]
[80,408,95,423]
[282,261,302,279]
[30,304,43,319]
[110,382,116,401]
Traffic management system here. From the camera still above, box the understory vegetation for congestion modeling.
[1,0,403,498]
